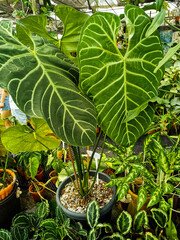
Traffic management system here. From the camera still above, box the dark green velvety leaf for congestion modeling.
[11,227,28,240]
[36,201,49,219]
[55,5,89,63]
[151,208,168,228]
[0,229,12,240]
[0,24,97,147]
[78,5,164,147]
[1,118,61,154]
[86,200,99,228]
[117,211,132,235]
[134,210,148,233]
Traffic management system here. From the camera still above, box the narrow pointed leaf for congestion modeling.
[158,150,169,174]
[117,182,130,200]
[146,9,166,38]
[117,211,132,235]
[162,182,174,195]
[134,210,148,233]
[78,5,164,147]
[154,43,180,73]
[0,22,97,147]
[147,187,162,208]
[137,186,148,211]
[156,0,164,11]
[151,208,168,228]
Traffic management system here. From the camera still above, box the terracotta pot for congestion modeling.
[0,169,16,201]
[35,167,44,181]
[17,166,25,177]
[29,182,45,202]
[49,170,58,184]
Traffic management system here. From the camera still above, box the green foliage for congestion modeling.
[86,200,100,228]
[117,211,132,235]
[1,118,61,154]
[151,208,168,228]
[133,210,148,233]
[78,5,164,147]
[0,229,12,240]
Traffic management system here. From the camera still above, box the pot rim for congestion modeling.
[56,170,116,219]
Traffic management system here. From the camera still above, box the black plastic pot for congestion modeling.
[56,170,116,222]
[0,184,21,229]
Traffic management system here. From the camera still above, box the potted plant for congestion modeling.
[0,153,21,228]
[0,3,179,221]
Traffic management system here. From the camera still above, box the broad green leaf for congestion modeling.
[132,163,155,180]
[55,5,89,64]
[36,201,49,219]
[137,186,148,211]
[41,230,59,240]
[29,157,39,179]
[1,118,61,154]
[154,43,180,73]
[145,232,158,240]
[134,210,148,233]
[147,187,162,208]
[158,150,170,174]
[117,211,132,235]
[115,161,128,174]
[19,15,59,46]
[151,208,168,228]
[16,24,34,50]
[11,227,28,240]
[0,229,12,240]
[78,5,164,147]
[86,200,99,228]
[146,9,166,38]
[0,25,97,147]
[0,20,12,33]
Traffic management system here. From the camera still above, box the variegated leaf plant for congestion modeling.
[0,4,166,148]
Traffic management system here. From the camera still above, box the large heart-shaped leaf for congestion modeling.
[1,118,61,153]
[78,5,165,146]
[0,23,97,147]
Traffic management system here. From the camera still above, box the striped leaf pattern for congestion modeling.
[0,22,97,147]
[0,229,12,240]
[78,5,164,146]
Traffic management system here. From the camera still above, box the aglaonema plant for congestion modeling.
[0,4,178,199]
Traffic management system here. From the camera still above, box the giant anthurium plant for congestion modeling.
[0,4,177,198]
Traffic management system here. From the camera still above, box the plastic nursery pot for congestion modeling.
[56,170,117,222]
[49,170,58,185]
[0,169,16,200]
[29,182,45,202]
[35,167,44,181]
[0,183,21,228]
